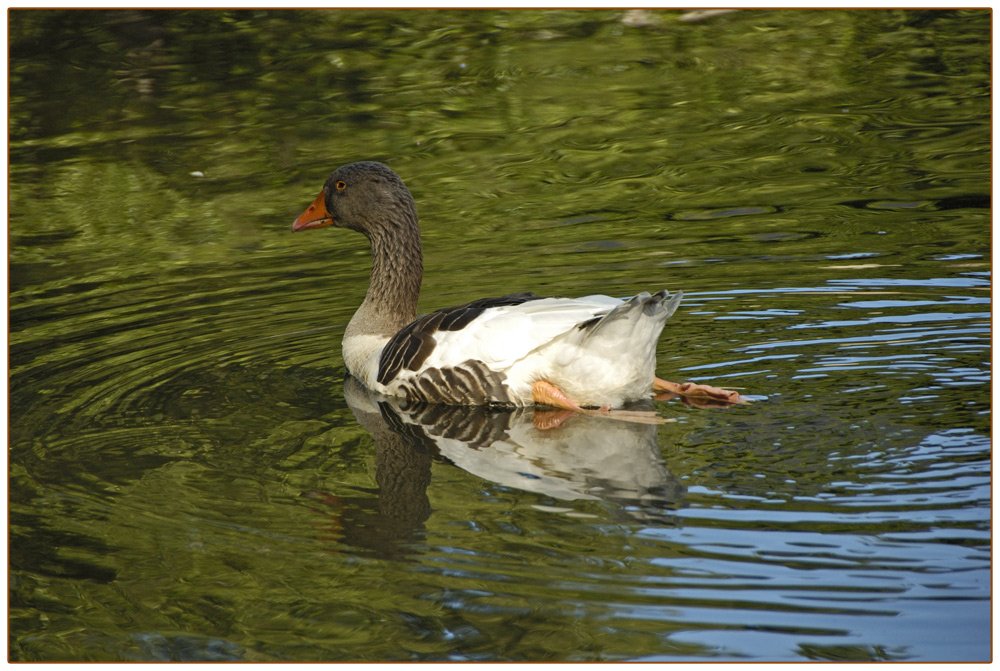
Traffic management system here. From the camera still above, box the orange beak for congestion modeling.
[292,190,333,231]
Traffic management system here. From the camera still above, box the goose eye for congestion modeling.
[335,181,347,191]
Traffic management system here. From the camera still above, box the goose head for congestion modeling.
[291,161,418,236]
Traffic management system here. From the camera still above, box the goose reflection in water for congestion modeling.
[303,377,685,557]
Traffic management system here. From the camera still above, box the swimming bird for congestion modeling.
[291,161,741,415]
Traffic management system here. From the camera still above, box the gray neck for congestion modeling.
[345,214,423,339]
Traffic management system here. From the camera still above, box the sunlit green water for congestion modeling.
[9,9,991,662]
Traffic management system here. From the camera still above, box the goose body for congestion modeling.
[344,290,681,408]
[292,161,739,411]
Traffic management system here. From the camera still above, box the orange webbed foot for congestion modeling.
[653,377,748,408]
[532,379,587,412]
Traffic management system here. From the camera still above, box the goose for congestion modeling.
[291,161,743,415]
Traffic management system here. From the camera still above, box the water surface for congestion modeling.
[9,9,991,662]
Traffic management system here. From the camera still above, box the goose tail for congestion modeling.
[579,289,682,338]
